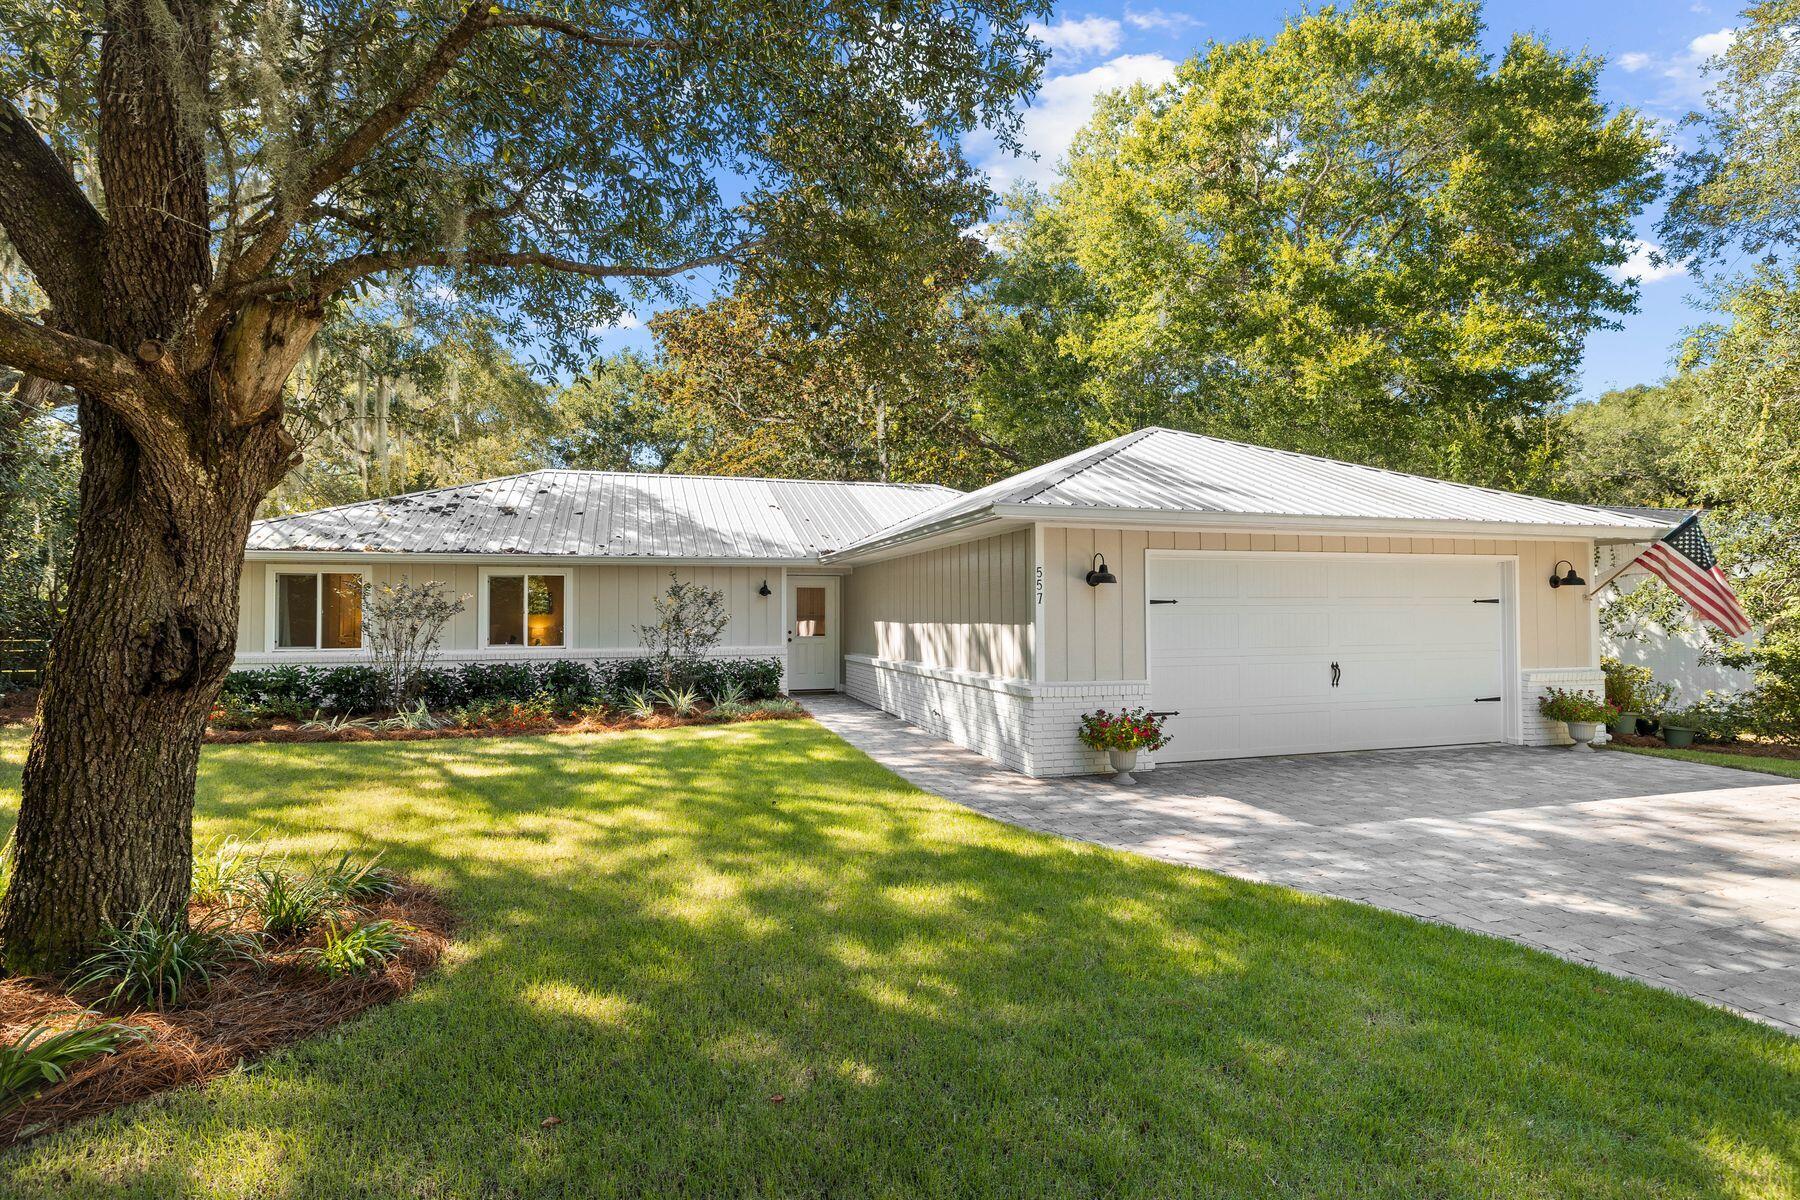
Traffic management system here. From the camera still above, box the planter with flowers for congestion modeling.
[1077,708,1172,784]
[1537,688,1614,751]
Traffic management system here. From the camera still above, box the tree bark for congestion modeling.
[0,396,291,968]
[0,0,312,969]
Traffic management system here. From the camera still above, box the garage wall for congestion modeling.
[234,559,782,661]
[842,529,1033,679]
[1039,527,1597,682]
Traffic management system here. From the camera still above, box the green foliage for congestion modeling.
[243,867,346,941]
[550,352,683,473]
[1536,688,1612,725]
[0,401,76,657]
[655,686,702,718]
[708,678,747,708]
[191,836,261,905]
[637,575,730,688]
[978,0,1661,486]
[623,689,658,721]
[1600,658,1670,716]
[748,698,805,717]
[0,1019,148,1114]
[1660,0,1800,268]
[1551,383,1703,507]
[1076,708,1171,753]
[317,852,399,903]
[68,915,254,1010]
[305,919,410,980]
[221,657,784,716]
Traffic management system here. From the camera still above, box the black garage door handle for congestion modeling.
[1473,696,1502,703]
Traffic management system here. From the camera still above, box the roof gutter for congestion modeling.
[243,550,830,567]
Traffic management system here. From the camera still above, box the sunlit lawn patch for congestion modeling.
[0,722,1794,1198]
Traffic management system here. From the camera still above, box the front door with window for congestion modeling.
[786,577,840,691]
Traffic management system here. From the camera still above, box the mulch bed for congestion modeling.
[203,705,809,745]
[0,881,453,1146]
[1609,731,1800,761]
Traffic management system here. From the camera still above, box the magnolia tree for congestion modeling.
[361,580,466,708]
[0,0,1044,965]
[637,575,729,688]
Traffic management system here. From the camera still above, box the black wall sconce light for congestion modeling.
[1548,560,1585,589]
[757,579,772,597]
[1085,553,1117,587]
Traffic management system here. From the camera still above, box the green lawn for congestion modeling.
[0,723,1795,1199]
[1606,741,1800,779]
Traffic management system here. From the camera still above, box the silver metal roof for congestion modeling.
[836,428,1672,554]
[248,471,960,560]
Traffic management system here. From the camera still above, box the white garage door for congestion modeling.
[1147,554,1508,762]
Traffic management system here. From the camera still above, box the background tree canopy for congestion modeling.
[969,0,1662,488]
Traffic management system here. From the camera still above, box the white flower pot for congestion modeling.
[1565,720,1599,751]
[1108,748,1140,784]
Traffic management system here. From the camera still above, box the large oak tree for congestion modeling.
[0,0,1043,966]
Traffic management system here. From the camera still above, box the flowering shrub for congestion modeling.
[1537,688,1613,725]
[1077,708,1171,753]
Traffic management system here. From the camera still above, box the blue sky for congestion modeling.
[603,0,1741,402]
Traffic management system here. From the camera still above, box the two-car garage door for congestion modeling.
[1147,554,1509,763]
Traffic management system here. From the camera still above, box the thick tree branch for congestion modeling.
[484,14,684,53]
[220,2,494,293]
[0,100,106,320]
[0,307,186,451]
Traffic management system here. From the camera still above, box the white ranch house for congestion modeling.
[237,427,1676,776]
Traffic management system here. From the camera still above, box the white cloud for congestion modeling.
[1608,239,1687,285]
[984,53,1179,188]
[1689,27,1736,58]
[1690,2,1712,12]
[585,311,644,337]
[1611,26,1738,106]
[1124,7,1200,33]
[1028,15,1122,60]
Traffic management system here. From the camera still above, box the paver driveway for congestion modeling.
[807,696,1800,1034]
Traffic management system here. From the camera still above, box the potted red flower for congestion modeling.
[1077,708,1172,784]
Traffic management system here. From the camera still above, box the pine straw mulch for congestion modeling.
[203,704,809,745]
[0,881,453,1146]
[1609,731,1800,761]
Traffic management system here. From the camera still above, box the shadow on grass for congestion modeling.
[0,723,1794,1198]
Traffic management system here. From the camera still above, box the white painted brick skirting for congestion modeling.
[1520,667,1609,747]
[843,654,1149,778]
[846,654,1614,777]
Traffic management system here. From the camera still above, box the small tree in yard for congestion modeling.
[0,0,1043,967]
[361,580,466,708]
[637,575,729,688]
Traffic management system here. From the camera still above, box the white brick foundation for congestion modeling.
[844,654,1149,777]
[1520,667,1609,747]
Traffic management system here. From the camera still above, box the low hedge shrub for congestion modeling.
[222,656,785,717]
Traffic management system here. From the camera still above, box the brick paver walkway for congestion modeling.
[806,695,1800,1034]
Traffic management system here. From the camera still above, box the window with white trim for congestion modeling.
[273,572,364,649]
[485,573,567,647]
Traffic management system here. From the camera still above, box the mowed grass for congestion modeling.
[1606,741,1800,779]
[0,723,1795,1199]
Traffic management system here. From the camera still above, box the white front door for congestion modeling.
[1147,553,1509,762]
[786,576,841,691]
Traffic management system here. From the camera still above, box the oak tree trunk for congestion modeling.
[0,402,288,969]
[0,0,316,969]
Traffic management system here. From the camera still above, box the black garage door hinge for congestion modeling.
[1473,696,1502,703]
[1472,598,1501,604]
[1149,599,1179,605]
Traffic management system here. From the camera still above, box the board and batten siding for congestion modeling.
[235,559,782,659]
[842,529,1033,679]
[1039,527,1598,683]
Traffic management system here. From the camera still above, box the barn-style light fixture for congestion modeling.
[1085,553,1117,587]
[757,579,772,597]
[1548,560,1585,589]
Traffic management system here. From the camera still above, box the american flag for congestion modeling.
[1637,514,1753,636]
